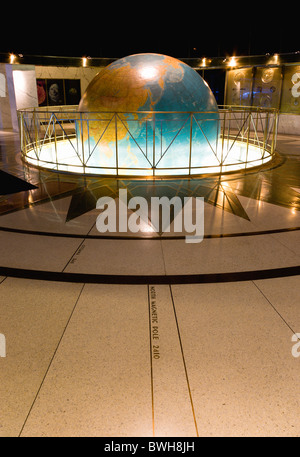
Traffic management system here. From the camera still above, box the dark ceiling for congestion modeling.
[3,7,296,59]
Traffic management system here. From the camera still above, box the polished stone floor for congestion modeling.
[0,130,299,436]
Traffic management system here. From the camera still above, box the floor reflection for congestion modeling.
[0,131,300,226]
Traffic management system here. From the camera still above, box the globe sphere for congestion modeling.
[79,53,218,114]
[78,54,219,175]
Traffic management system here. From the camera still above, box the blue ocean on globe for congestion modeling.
[78,53,220,175]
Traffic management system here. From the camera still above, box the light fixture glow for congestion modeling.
[267,53,280,66]
[82,57,87,67]
[201,57,206,67]
[10,54,16,64]
[228,56,237,67]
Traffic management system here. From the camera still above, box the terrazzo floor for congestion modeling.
[0,130,299,437]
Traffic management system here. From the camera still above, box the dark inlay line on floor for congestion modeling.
[0,225,300,239]
[0,265,299,284]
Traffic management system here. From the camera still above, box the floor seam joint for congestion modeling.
[17,283,86,437]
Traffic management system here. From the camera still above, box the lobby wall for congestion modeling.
[0,64,18,130]
[34,65,104,100]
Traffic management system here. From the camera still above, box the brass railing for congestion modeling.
[17,105,278,176]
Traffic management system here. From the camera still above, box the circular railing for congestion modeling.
[17,105,278,177]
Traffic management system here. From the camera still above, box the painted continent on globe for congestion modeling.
[78,53,219,175]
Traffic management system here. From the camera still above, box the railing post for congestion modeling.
[33,108,39,159]
[146,119,148,159]
[152,112,155,176]
[254,107,259,148]
[80,112,85,170]
[245,111,251,168]
[221,110,226,166]
[189,113,193,175]
[271,110,278,156]
[18,111,24,154]
[53,113,58,170]
[115,114,118,175]
[262,111,269,159]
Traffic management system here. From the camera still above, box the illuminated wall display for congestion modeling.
[225,64,300,114]
[291,72,300,98]
[225,68,254,106]
[252,67,282,109]
[36,78,81,106]
[280,65,300,113]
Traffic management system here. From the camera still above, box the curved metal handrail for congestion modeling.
[17,105,279,177]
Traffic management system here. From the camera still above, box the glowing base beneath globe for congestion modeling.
[24,138,273,176]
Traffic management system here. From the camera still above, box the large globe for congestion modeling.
[78,53,219,175]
